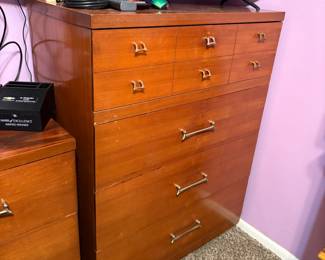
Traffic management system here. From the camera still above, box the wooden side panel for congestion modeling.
[29,10,95,260]
[0,152,77,245]
[0,216,80,260]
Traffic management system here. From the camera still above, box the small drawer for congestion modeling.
[96,135,256,249]
[0,152,77,245]
[229,51,276,83]
[93,65,173,111]
[0,216,80,260]
[95,86,267,188]
[175,25,237,62]
[92,28,177,72]
[96,183,246,260]
[173,57,232,93]
[235,22,282,54]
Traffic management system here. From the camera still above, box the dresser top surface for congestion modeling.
[29,0,285,29]
[0,119,75,171]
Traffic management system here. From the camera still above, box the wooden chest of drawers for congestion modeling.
[0,120,80,259]
[29,2,284,259]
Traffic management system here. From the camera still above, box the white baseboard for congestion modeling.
[237,219,299,260]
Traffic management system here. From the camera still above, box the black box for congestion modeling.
[0,81,55,131]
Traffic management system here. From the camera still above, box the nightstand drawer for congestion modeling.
[173,57,232,93]
[96,135,256,248]
[95,86,267,188]
[0,152,77,245]
[230,51,276,82]
[93,28,177,72]
[235,22,282,54]
[175,25,237,62]
[94,64,173,111]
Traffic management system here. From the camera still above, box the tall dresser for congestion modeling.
[28,2,284,259]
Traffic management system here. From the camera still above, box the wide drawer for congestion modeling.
[97,178,248,260]
[95,86,268,188]
[96,135,257,248]
[175,25,237,62]
[93,64,173,111]
[0,216,80,260]
[173,57,232,93]
[0,152,77,244]
[235,22,282,54]
[229,51,276,83]
[92,28,177,72]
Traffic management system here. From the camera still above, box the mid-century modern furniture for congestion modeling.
[0,120,80,259]
[28,1,284,259]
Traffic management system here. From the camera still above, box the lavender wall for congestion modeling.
[1,1,324,259]
[0,0,33,84]
[242,1,325,259]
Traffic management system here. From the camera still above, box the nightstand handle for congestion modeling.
[174,173,208,196]
[132,41,148,54]
[170,219,202,244]
[199,69,212,80]
[180,120,215,141]
[257,32,266,42]
[203,36,216,47]
[249,61,261,70]
[0,199,13,218]
[131,80,145,93]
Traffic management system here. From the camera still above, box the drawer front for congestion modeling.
[97,179,248,260]
[96,135,257,248]
[95,86,267,188]
[175,25,237,62]
[229,51,276,83]
[94,64,173,111]
[0,216,80,260]
[173,57,232,93]
[93,28,177,72]
[0,152,77,244]
[235,22,282,54]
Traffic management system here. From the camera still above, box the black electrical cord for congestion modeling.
[0,5,23,81]
[17,0,32,81]
[0,41,23,81]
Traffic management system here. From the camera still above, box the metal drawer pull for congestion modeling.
[170,219,202,244]
[131,80,145,93]
[180,120,215,141]
[257,32,266,42]
[174,173,208,196]
[249,61,261,70]
[132,41,148,54]
[0,199,13,218]
[199,69,212,80]
[203,36,216,48]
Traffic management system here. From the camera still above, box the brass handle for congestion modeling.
[249,61,261,70]
[174,173,208,196]
[257,32,266,43]
[0,199,13,218]
[170,219,202,244]
[203,36,216,48]
[199,69,212,80]
[132,41,148,54]
[131,80,145,93]
[180,120,215,142]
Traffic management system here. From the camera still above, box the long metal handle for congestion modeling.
[170,219,202,244]
[180,120,215,141]
[0,199,13,218]
[132,41,148,54]
[174,173,208,196]
[203,36,216,48]
[131,80,145,93]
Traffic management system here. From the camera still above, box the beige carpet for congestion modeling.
[183,227,281,260]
